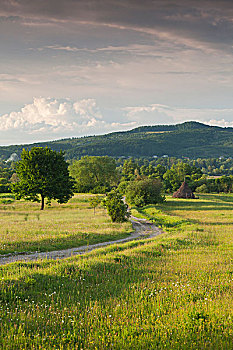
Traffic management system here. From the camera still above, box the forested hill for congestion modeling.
[1,121,233,160]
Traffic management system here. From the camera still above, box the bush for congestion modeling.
[104,190,130,222]
[91,185,110,194]
[126,178,164,207]
[195,184,209,193]
[0,184,11,193]
[117,181,129,195]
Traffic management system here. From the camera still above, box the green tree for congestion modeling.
[152,164,167,179]
[89,195,102,215]
[0,177,10,193]
[219,175,233,193]
[126,178,164,207]
[121,159,139,181]
[117,180,130,195]
[0,165,14,193]
[69,156,118,193]
[12,147,75,210]
[163,162,202,192]
[195,184,209,193]
[104,190,129,222]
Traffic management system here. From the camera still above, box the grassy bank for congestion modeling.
[0,194,232,349]
[0,194,132,255]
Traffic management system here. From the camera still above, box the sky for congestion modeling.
[0,0,233,145]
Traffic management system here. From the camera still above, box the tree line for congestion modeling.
[1,148,233,217]
[68,156,233,195]
[1,151,233,196]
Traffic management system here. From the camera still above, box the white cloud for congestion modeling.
[123,104,233,126]
[43,43,170,57]
[206,119,233,128]
[73,99,102,120]
[0,97,136,144]
[1,97,233,146]
[0,97,106,133]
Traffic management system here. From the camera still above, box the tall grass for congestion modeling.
[0,193,232,349]
[0,194,132,255]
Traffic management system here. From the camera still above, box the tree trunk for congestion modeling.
[41,195,45,210]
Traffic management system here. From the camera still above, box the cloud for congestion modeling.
[43,43,164,56]
[1,0,233,53]
[0,1,233,145]
[0,97,136,144]
[0,97,103,133]
[123,104,174,124]
[123,104,233,126]
[0,75,21,83]
[206,119,233,128]
[2,97,233,135]
[1,97,233,145]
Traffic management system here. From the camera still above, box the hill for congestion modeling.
[1,121,233,160]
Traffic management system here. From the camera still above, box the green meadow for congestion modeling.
[0,194,132,255]
[0,194,233,349]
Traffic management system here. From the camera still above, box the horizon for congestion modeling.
[0,120,230,148]
[1,0,233,145]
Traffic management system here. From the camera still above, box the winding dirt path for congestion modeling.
[0,217,164,265]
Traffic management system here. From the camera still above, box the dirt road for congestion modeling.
[0,216,163,265]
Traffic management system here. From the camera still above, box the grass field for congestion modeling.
[0,194,233,349]
[0,194,132,255]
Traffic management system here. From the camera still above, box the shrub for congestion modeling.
[91,185,110,194]
[117,181,129,195]
[195,184,209,193]
[104,190,130,222]
[126,178,164,207]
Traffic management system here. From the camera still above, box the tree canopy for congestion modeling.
[1,122,233,160]
[121,159,139,181]
[12,147,75,210]
[69,156,119,193]
[104,190,129,222]
[163,162,203,192]
[126,178,164,207]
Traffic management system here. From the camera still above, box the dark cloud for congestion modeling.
[0,0,232,51]
[1,0,232,19]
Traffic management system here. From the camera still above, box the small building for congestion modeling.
[6,153,19,163]
[172,180,195,199]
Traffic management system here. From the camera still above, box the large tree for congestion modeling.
[69,156,118,193]
[12,147,75,210]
